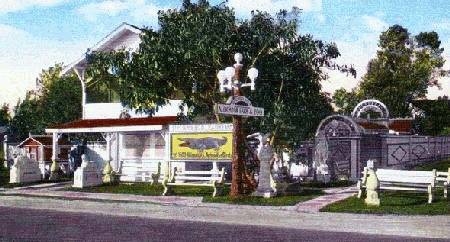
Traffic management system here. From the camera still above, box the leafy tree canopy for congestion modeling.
[88,1,355,149]
[10,64,82,140]
[359,25,448,118]
[0,104,10,127]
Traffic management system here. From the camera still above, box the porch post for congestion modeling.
[3,135,8,168]
[115,132,120,171]
[102,132,115,183]
[163,129,171,179]
[73,67,87,119]
[50,132,61,180]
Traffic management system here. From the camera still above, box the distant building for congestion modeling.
[17,135,71,177]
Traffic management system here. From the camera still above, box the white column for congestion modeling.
[102,133,112,162]
[51,132,59,161]
[3,135,8,162]
[114,132,120,171]
[73,67,86,119]
[163,129,171,178]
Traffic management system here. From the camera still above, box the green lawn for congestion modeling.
[320,191,449,215]
[413,159,450,172]
[321,158,450,215]
[69,183,214,197]
[0,166,9,187]
[69,182,324,206]
[299,180,356,189]
[203,188,323,206]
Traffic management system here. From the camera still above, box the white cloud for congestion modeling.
[0,24,28,39]
[76,0,167,25]
[0,24,94,106]
[432,19,450,32]
[0,0,66,14]
[227,0,322,17]
[362,15,388,32]
[77,1,129,21]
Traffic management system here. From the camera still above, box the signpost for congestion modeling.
[215,53,263,197]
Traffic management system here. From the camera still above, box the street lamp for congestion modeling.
[217,53,259,197]
[217,53,259,94]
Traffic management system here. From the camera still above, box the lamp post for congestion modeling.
[217,53,258,197]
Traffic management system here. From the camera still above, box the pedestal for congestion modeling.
[9,156,42,184]
[73,161,103,188]
[253,142,275,198]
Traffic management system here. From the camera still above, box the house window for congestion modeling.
[154,133,165,159]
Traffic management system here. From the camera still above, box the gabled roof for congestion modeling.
[18,135,70,147]
[62,22,142,75]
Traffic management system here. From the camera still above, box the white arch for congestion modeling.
[351,99,389,119]
[315,115,362,137]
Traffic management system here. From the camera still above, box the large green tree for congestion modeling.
[10,65,82,140]
[359,25,447,117]
[89,1,354,149]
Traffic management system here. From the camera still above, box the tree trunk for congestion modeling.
[230,115,245,197]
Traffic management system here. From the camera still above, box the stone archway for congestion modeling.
[315,115,362,180]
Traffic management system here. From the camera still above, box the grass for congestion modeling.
[69,183,217,197]
[413,159,450,172]
[321,158,450,215]
[299,180,356,189]
[320,191,449,215]
[0,165,9,187]
[68,182,324,206]
[203,188,323,206]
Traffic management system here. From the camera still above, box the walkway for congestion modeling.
[295,186,358,212]
[1,183,357,212]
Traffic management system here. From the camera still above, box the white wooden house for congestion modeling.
[45,23,186,182]
[46,23,232,182]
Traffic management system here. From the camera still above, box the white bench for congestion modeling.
[162,167,225,197]
[436,168,449,198]
[357,168,437,204]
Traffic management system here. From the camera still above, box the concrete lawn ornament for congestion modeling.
[9,155,41,184]
[73,154,103,188]
[102,160,117,184]
[252,133,276,198]
[365,160,380,206]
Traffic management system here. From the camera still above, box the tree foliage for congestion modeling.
[332,88,362,115]
[89,1,354,149]
[359,25,447,117]
[10,65,82,140]
[413,99,450,136]
[0,104,10,127]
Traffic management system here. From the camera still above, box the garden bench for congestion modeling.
[162,167,225,197]
[357,167,437,204]
[436,168,449,198]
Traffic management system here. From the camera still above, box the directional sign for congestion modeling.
[215,104,264,117]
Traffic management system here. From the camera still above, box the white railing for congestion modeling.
[83,100,185,120]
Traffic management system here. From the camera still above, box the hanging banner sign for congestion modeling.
[215,104,264,117]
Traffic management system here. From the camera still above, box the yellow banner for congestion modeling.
[170,132,233,160]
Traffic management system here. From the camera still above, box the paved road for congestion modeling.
[0,206,445,242]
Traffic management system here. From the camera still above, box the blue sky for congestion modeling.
[1,0,449,106]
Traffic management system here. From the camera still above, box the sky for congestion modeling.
[0,0,449,107]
